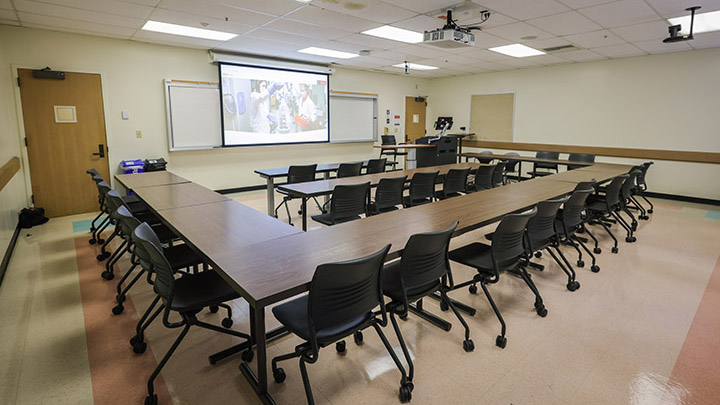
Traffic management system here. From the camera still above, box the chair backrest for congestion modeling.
[492,161,507,187]
[134,222,174,300]
[503,152,520,172]
[604,175,628,208]
[381,135,397,146]
[97,181,111,199]
[636,161,653,188]
[337,162,363,178]
[399,222,458,294]
[92,174,104,184]
[308,245,391,333]
[562,188,592,230]
[567,153,595,170]
[115,205,142,239]
[408,171,438,202]
[534,151,560,170]
[574,180,596,191]
[105,190,128,218]
[475,150,494,164]
[621,170,641,201]
[366,158,387,174]
[527,197,567,251]
[287,164,317,184]
[473,164,496,191]
[330,182,370,221]
[442,168,470,196]
[374,176,407,211]
[491,208,537,271]
[86,168,99,176]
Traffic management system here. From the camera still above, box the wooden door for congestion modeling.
[404,96,426,144]
[18,69,110,217]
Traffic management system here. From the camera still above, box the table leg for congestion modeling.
[239,304,275,405]
[266,177,275,216]
[302,197,308,231]
[323,172,330,205]
[457,138,463,163]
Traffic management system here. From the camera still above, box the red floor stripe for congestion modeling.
[668,255,720,403]
[74,237,171,404]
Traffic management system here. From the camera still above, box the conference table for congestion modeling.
[373,144,435,169]
[117,162,632,405]
[278,162,483,230]
[460,152,595,181]
[116,171,190,189]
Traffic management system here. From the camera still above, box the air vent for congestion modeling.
[542,44,579,53]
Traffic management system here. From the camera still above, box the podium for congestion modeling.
[415,136,458,167]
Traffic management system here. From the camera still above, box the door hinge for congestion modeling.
[31,194,34,204]
[17,77,20,87]
[24,137,28,147]
[425,129,427,134]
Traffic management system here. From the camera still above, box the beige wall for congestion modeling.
[427,48,720,200]
[0,34,27,258]
[0,26,427,191]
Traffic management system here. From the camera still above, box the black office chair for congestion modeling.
[312,182,370,225]
[270,245,415,404]
[274,164,323,226]
[403,171,438,207]
[556,188,600,273]
[87,170,106,236]
[567,153,595,170]
[379,135,407,164]
[90,180,112,245]
[337,162,363,178]
[631,162,654,217]
[618,170,642,239]
[526,197,581,291]
[528,151,560,177]
[585,175,627,254]
[474,150,494,164]
[436,168,470,199]
[492,161,507,187]
[503,152,521,182]
[133,223,252,405]
[366,158,387,174]
[369,176,407,215]
[470,164,496,192]
[449,208,541,348]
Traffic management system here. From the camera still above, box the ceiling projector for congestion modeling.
[423,9,489,48]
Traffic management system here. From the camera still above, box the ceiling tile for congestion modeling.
[19,13,137,36]
[157,0,277,26]
[1,19,21,25]
[264,18,354,40]
[216,36,304,55]
[689,31,720,49]
[27,0,154,19]
[579,0,660,28]
[149,8,255,35]
[527,11,602,36]
[525,53,572,65]
[118,0,161,6]
[471,0,570,20]
[219,0,306,17]
[313,0,416,25]
[132,29,223,48]
[591,42,646,57]
[335,33,407,50]
[0,9,16,19]
[388,0,460,14]
[367,50,412,61]
[15,0,145,28]
[0,0,12,8]
[563,29,626,47]
[435,53,485,65]
[633,39,692,53]
[245,29,319,45]
[610,20,671,42]
[393,15,442,33]
[646,0,720,19]
[493,56,543,67]
[522,36,575,50]
[556,0,616,9]
[284,6,377,32]
[333,55,393,68]
[458,11,517,28]
[393,44,453,59]
[484,21,555,42]
[555,49,607,61]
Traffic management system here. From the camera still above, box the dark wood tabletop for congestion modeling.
[132,182,229,211]
[460,152,594,166]
[533,164,633,184]
[255,161,371,179]
[115,171,190,190]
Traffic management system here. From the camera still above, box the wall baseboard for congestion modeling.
[645,192,720,207]
[0,220,21,289]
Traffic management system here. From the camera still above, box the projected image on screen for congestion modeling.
[220,63,329,146]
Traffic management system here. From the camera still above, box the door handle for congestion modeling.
[92,144,105,158]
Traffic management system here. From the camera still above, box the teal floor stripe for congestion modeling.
[72,219,94,233]
[705,211,720,220]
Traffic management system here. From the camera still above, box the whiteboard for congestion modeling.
[165,80,222,150]
[330,93,377,143]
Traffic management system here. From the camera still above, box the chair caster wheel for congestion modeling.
[648,209,653,214]
[593,247,601,254]
[469,285,478,294]
[536,306,548,317]
[577,260,584,268]
[89,239,96,245]
[611,247,619,254]
[97,239,105,245]
[336,340,346,354]
[133,341,147,354]
[101,271,114,280]
[591,265,600,273]
[112,304,124,315]
[463,339,474,352]
[625,237,633,243]
[496,335,507,348]
[273,367,286,384]
[566,281,580,291]
[221,318,233,328]
[399,384,412,403]
[130,336,140,346]
[399,313,408,321]
[241,349,254,362]
[209,305,219,313]
[144,394,158,405]
[116,294,125,303]
[353,331,363,345]
[534,251,542,258]
[439,300,449,311]
[97,254,107,261]
[630,237,637,242]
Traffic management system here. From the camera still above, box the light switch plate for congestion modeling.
[122,110,130,120]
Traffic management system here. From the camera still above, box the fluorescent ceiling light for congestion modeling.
[362,25,423,44]
[293,0,313,3]
[489,44,545,58]
[142,21,237,41]
[392,62,439,71]
[668,9,720,35]
[298,47,359,59]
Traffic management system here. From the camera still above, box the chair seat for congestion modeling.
[381,261,439,302]
[151,223,178,243]
[272,295,372,344]
[448,242,495,274]
[311,212,361,225]
[403,196,432,207]
[586,200,608,212]
[170,270,239,312]
[435,191,462,200]
[165,244,203,270]
[368,202,399,215]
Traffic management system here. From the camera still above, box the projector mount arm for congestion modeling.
[441,9,490,34]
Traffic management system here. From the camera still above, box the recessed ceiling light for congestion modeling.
[489,44,545,58]
[142,21,237,41]
[668,9,720,35]
[392,62,438,70]
[362,25,423,44]
[298,47,359,59]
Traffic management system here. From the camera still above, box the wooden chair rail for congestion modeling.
[463,140,720,164]
[0,157,21,193]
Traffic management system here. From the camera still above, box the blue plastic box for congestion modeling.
[121,159,145,174]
